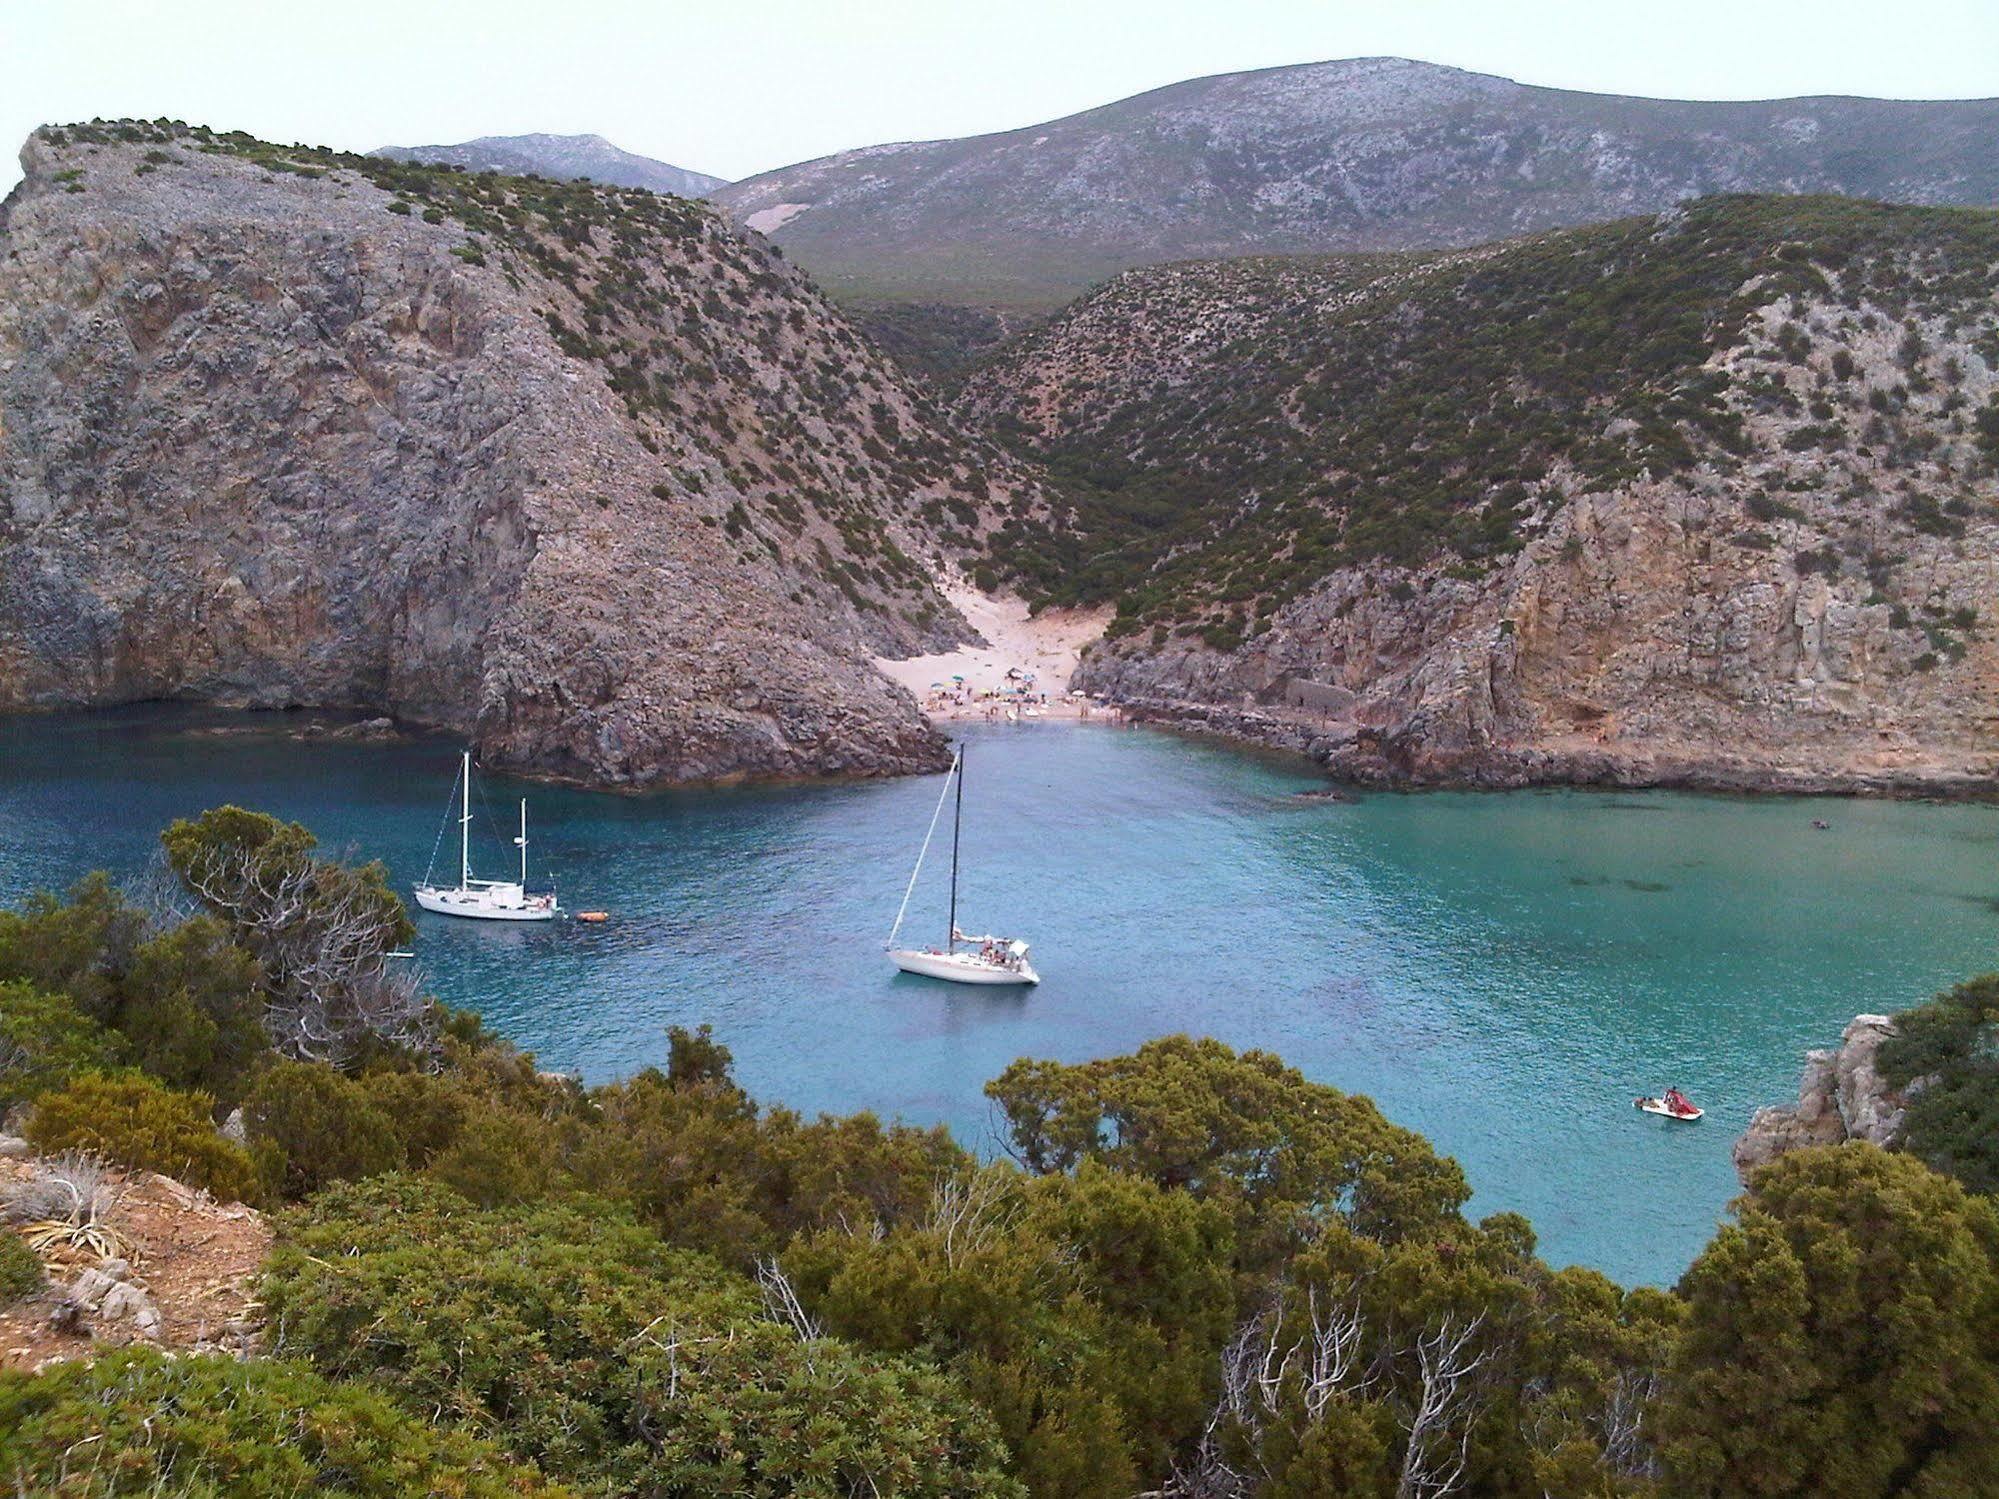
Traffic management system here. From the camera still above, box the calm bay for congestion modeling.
[3,704,1994,1286]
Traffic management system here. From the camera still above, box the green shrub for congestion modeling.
[427,1106,559,1207]
[243,1060,403,1200]
[1975,396,1999,464]
[784,1161,1233,1496]
[0,872,146,1020]
[1661,1145,1999,1495]
[354,1064,470,1165]
[0,875,272,1107]
[113,915,266,1107]
[1878,973,1999,1193]
[0,1232,44,1304]
[266,1178,1020,1498]
[0,1347,566,1496]
[0,981,119,1107]
[25,1072,259,1203]
[570,1061,966,1266]
[986,1034,1469,1263]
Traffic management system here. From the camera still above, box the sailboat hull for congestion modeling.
[890,948,1040,986]
[413,884,558,922]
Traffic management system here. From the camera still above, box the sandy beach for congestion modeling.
[875,582,1114,722]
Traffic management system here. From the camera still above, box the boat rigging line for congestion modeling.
[885,749,960,951]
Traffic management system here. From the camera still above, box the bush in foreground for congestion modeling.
[0,1347,567,1496]
[1661,1143,1999,1496]
[265,1177,1021,1499]
[242,1059,402,1199]
[0,1231,43,1303]
[0,980,118,1108]
[24,1071,260,1203]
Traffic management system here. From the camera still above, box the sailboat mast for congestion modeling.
[947,745,963,949]
[519,799,529,886]
[460,750,472,891]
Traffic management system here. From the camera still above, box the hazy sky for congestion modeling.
[5,0,1997,196]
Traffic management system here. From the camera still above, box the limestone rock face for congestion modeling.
[1830,1014,1907,1146]
[1087,475,1999,792]
[1734,1014,1907,1184]
[0,124,1033,786]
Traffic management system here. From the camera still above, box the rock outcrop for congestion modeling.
[0,122,1037,786]
[966,198,1999,793]
[1734,1014,1909,1183]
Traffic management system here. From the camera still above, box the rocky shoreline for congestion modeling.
[1732,1014,1913,1185]
[1117,697,1999,799]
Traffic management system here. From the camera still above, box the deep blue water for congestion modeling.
[4,704,1996,1286]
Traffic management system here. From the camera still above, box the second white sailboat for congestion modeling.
[886,745,1039,986]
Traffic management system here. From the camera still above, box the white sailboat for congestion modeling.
[413,751,560,922]
[886,745,1039,986]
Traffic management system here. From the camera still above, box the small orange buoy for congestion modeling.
[575,910,609,924]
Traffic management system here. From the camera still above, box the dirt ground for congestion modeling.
[1,1156,269,1373]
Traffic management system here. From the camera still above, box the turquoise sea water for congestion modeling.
[4,705,1996,1286]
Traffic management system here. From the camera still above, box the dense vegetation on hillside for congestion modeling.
[4,812,1999,1494]
[849,302,1025,388]
[960,196,1999,648]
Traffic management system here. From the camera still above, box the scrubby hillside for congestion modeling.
[0,120,1042,785]
[716,57,1999,313]
[961,196,1999,791]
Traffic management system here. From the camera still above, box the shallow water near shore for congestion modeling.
[4,704,1997,1286]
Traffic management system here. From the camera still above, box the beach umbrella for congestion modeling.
[951,674,965,682]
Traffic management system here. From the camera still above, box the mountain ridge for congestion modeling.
[0,120,1047,787]
[714,56,1999,313]
[374,131,726,198]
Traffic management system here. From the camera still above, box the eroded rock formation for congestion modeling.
[0,123,1036,785]
[1734,1014,1909,1183]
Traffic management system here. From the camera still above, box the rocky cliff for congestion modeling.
[963,197,1999,792]
[715,56,1999,312]
[1734,1015,1909,1183]
[0,122,1038,785]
